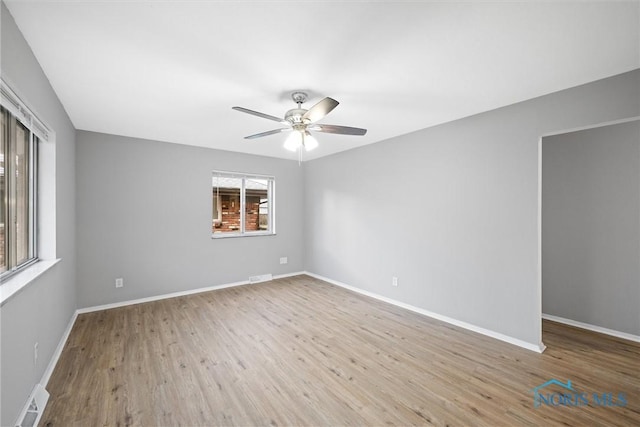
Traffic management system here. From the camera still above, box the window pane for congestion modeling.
[0,110,6,273]
[245,178,269,232]
[212,193,220,223]
[259,196,269,231]
[212,176,242,234]
[15,121,30,265]
[0,97,39,281]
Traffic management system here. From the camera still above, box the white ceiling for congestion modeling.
[5,1,640,161]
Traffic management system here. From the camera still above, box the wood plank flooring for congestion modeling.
[41,275,640,426]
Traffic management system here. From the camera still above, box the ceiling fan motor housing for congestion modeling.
[285,108,309,125]
[286,91,310,125]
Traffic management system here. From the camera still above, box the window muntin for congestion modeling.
[212,172,274,237]
[1,106,38,279]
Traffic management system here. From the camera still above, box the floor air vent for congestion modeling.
[249,273,273,284]
[15,384,49,427]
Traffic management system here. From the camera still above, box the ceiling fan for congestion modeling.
[232,91,367,152]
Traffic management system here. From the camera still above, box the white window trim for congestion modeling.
[1,80,50,142]
[211,170,276,239]
[0,78,58,306]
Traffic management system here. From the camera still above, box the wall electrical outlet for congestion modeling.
[392,277,398,287]
[280,257,288,265]
[115,278,124,288]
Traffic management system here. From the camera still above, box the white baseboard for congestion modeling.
[40,310,77,387]
[30,311,76,427]
[77,271,305,314]
[304,271,545,353]
[542,313,640,343]
[273,271,306,279]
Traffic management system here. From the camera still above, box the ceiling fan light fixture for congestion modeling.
[284,131,302,152]
[303,132,318,151]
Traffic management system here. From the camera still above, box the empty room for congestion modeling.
[1,1,639,426]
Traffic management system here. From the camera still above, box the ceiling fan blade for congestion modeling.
[302,97,339,123]
[244,128,291,140]
[232,106,288,124]
[310,124,367,136]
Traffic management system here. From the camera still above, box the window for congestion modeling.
[212,171,275,237]
[1,105,39,278]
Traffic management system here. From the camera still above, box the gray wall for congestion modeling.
[0,3,77,426]
[304,69,640,348]
[542,121,640,335]
[76,131,304,308]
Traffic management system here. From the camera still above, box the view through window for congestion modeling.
[1,105,38,278]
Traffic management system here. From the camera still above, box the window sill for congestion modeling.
[0,259,61,306]
[212,232,276,239]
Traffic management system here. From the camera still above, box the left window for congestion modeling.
[1,105,39,278]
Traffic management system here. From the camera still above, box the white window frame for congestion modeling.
[0,78,58,305]
[212,170,275,238]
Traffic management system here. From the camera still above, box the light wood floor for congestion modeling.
[41,275,640,426]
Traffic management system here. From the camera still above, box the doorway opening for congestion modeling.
[539,117,640,347]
